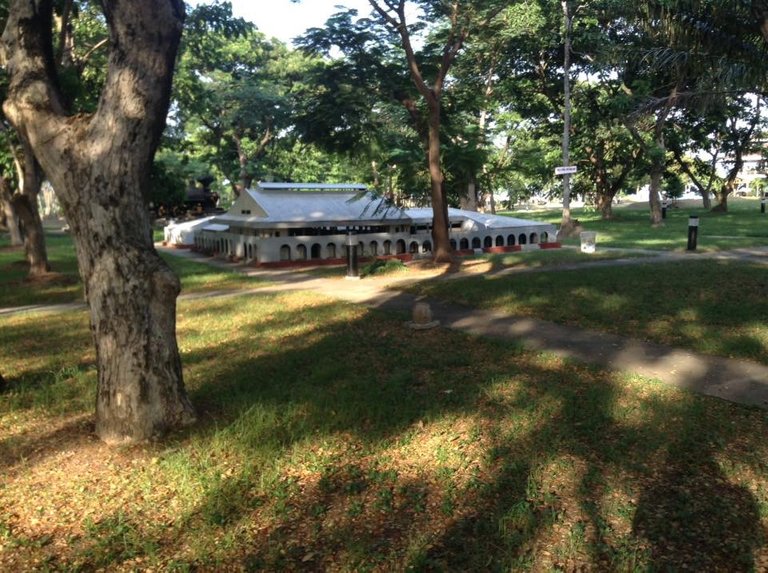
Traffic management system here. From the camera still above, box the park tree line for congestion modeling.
[1,0,768,443]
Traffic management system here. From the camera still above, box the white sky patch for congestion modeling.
[186,0,374,46]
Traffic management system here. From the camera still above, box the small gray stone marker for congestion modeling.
[407,301,440,330]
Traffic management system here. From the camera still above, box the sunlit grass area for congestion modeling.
[505,197,768,251]
[407,259,768,364]
[306,248,654,281]
[1,207,767,570]
[0,234,81,307]
[0,233,263,308]
[1,291,768,570]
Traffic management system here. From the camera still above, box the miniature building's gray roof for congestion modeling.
[216,185,406,227]
[405,207,551,229]
[212,183,555,231]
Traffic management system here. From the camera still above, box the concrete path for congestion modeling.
[4,245,768,410]
[150,245,768,410]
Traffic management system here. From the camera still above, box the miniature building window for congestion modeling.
[460,238,469,250]
[483,236,493,248]
[241,209,251,215]
[495,235,504,246]
[519,234,527,245]
[530,232,539,244]
[507,234,516,246]
[471,237,481,249]
[383,240,392,255]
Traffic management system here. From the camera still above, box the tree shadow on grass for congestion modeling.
[169,292,767,570]
[2,290,767,570]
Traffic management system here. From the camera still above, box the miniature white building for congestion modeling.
[165,183,558,265]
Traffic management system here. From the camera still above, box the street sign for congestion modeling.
[555,165,577,175]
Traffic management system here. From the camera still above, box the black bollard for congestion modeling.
[762,192,767,214]
[346,231,359,279]
[687,215,699,251]
[661,200,667,219]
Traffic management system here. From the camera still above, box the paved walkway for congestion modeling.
[5,245,768,410]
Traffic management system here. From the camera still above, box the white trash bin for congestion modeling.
[579,231,597,253]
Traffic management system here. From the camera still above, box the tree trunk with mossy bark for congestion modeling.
[12,142,50,275]
[0,176,23,246]
[1,0,195,444]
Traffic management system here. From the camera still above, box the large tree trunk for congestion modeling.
[712,184,731,212]
[12,142,50,275]
[2,0,195,444]
[648,118,666,226]
[648,162,664,225]
[596,193,614,220]
[460,175,478,211]
[427,103,452,262]
[0,176,23,246]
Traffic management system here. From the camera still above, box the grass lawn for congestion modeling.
[505,197,768,251]
[0,233,264,308]
[2,208,768,570]
[2,290,768,571]
[406,258,768,365]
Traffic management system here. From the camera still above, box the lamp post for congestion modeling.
[687,215,699,251]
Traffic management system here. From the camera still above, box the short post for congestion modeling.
[761,192,767,214]
[687,215,699,251]
[346,231,359,279]
[661,200,667,219]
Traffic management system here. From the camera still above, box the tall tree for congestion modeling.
[1,0,195,444]
[365,0,464,261]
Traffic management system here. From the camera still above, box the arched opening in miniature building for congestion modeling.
[370,241,379,255]
[449,239,457,250]
[519,233,527,245]
[530,232,539,244]
[495,235,504,246]
[484,236,493,248]
[280,244,291,261]
[409,241,419,254]
[383,240,392,255]
[460,238,469,250]
[396,239,406,254]
[422,240,432,253]
[327,243,337,259]
[472,237,481,249]
[541,231,549,242]
[297,244,307,260]
[311,243,322,259]
[507,234,516,246]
